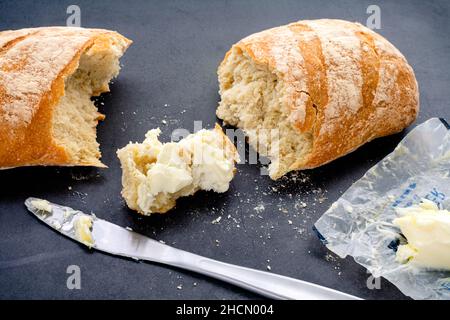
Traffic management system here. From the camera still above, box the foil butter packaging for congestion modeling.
[314,118,450,300]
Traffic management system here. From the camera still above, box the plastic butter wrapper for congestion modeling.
[314,118,450,300]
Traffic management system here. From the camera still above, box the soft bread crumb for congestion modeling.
[117,125,239,215]
[52,38,124,166]
[216,47,312,180]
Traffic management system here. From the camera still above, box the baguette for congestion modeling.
[216,19,419,179]
[0,27,131,169]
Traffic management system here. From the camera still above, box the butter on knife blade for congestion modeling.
[26,198,95,248]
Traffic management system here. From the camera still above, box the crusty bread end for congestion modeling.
[0,27,132,169]
[217,19,419,179]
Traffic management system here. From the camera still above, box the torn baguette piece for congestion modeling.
[216,19,419,179]
[117,124,239,215]
[0,27,132,169]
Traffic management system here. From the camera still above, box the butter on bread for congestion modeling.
[0,27,132,169]
[117,124,239,215]
[216,19,419,179]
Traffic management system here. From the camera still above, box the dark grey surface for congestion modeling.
[0,0,449,300]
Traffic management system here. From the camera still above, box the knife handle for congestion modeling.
[163,250,360,300]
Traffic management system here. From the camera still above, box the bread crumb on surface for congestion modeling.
[211,216,222,224]
[254,203,265,213]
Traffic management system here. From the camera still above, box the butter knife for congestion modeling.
[25,197,361,300]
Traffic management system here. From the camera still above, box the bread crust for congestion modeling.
[218,19,419,171]
[0,27,132,169]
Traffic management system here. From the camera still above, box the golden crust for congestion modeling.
[0,27,132,169]
[219,19,419,171]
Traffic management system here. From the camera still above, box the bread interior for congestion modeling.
[52,41,122,166]
[216,47,312,179]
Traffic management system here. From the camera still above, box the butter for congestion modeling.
[31,199,52,213]
[393,200,450,270]
[180,129,237,193]
[146,143,193,194]
[136,143,193,211]
[73,215,94,248]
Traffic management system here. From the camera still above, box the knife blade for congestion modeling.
[25,197,361,300]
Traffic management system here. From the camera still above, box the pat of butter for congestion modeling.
[180,129,237,193]
[393,199,450,270]
[31,199,52,213]
[73,216,94,248]
[146,143,193,194]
